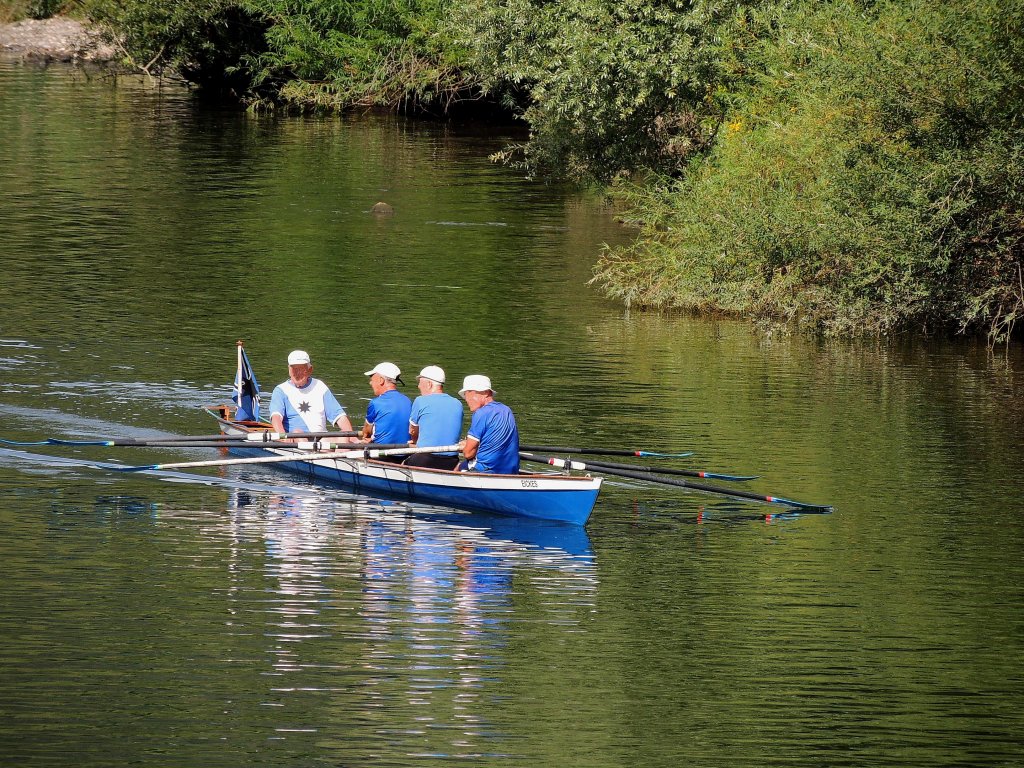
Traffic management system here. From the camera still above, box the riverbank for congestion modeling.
[0,17,116,63]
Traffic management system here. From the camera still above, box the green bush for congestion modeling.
[83,0,267,92]
[594,0,1024,339]
[27,0,63,19]
[81,0,476,109]
[248,0,476,110]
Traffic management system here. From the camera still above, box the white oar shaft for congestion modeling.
[234,438,370,450]
[139,444,462,471]
[239,431,357,442]
[545,456,587,471]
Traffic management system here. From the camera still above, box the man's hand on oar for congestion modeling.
[521,453,830,511]
[519,452,758,482]
[519,444,693,458]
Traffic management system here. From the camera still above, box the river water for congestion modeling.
[1,58,1023,767]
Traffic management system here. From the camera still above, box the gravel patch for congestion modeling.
[0,17,117,62]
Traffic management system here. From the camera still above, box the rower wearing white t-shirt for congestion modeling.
[269,350,357,439]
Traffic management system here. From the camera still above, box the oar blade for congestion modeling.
[701,471,760,482]
[765,496,834,512]
[47,438,117,446]
[3,437,120,447]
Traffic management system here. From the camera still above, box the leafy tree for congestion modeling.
[446,0,749,180]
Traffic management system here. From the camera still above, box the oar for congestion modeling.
[522,454,830,511]
[519,452,758,482]
[520,444,693,458]
[109,444,463,472]
[0,430,360,447]
[118,440,408,451]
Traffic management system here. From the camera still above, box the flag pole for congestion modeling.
[235,339,245,420]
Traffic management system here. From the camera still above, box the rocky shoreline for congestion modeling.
[0,17,117,63]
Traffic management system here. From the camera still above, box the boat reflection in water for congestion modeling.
[225,486,597,754]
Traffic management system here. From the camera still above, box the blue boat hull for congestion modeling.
[229,447,598,525]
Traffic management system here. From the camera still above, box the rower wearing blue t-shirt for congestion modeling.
[405,365,464,470]
[360,362,413,462]
[458,374,520,475]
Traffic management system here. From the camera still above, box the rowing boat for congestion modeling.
[207,409,603,525]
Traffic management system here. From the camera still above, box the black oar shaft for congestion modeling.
[520,444,687,458]
[523,454,828,510]
[128,441,408,450]
[608,466,783,505]
[521,453,756,482]
[43,430,361,446]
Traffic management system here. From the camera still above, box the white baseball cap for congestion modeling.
[287,350,311,366]
[417,365,446,384]
[459,374,494,397]
[364,361,404,384]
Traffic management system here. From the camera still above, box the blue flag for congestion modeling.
[233,346,261,422]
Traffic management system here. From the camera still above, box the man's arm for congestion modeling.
[358,399,376,442]
[462,409,483,460]
[334,414,359,443]
[269,388,289,434]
